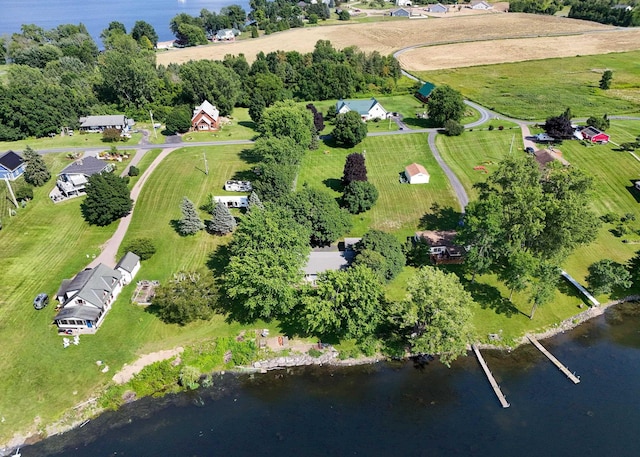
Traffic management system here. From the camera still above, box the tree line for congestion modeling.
[0,22,401,141]
[509,0,640,27]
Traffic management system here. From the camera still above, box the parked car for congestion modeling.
[33,293,49,310]
[525,146,535,154]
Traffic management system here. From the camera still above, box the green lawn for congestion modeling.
[299,133,460,237]
[0,132,143,152]
[436,128,523,200]
[434,120,640,342]
[416,51,640,120]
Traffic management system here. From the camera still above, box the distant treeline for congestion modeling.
[509,0,640,26]
[0,19,401,141]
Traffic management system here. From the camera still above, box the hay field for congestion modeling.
[398,28,640,71]
[156,13,612,66]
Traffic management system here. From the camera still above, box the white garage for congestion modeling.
[404,163,430,184]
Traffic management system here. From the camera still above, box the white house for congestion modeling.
[396,0,412,6]
[470,1,493,10]
[404,163,430,184]
[53,253,140,333]
[56,157,114,197]
[215,195,249,208]
[428,3,449,13]
[336,98,388,121]
[116,252,141,285]
[78,115,134,133]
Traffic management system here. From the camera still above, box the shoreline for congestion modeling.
[3,296,638,455]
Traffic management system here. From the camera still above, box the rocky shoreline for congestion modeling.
[3,297,638,455]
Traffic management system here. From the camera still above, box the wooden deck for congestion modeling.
[528,335,580,384]
[472,344,510,408]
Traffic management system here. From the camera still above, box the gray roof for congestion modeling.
[0,150,24,171]
[304,251,354,276]
[54,305,101,322]
[57,264,122,310]
[116,252,140,273]
[79,115,127,128]
[59,156,110,177]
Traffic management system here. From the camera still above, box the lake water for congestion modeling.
[22,304,640,457]
[0,0,251,44]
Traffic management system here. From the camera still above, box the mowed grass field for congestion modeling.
[299,133,460,237]
[0,132,143,152]
[416,51,640,120]
[434,120,640,342]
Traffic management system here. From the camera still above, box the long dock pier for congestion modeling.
[561,270,600,306]
[527,335,580,384]
[472,344,510,408]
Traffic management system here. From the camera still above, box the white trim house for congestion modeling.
[336,98,388,121]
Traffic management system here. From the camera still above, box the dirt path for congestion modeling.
[88,148,178,268]
[112,347,184,384]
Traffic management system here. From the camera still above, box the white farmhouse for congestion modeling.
[336,98,388,121]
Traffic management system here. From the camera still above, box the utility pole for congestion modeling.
[203,153,209,175]
[149,110,158,140]
[5,178,18,208]
[509,134,515,155]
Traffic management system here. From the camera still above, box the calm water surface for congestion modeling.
[23,305,640,457]
[0,0,251,43]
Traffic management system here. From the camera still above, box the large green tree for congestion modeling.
[80,172,133,226]
[223,205,311,321]
[403,266,475,367]
[131,20,159,47]
[179,60,242,116]
[427,85,465,126]
[289,187,352,246]
[342,181,378,214]
[354,230,406,282]
[332,110,368,147]
[300,264,384,341]
[258,100,315,148]
[177,197,204,235]
[152,271,218,324]
[22,146,51,187]
[586,259,632,296]
[252,136,305,166]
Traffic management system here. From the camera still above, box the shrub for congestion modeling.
[124,237,156,260]
[102,128,122,142]
[443,119,464,136]
[14,183,34,201]
[488,125,494,131]
[308,348,323,358]
[128,165,139,177]
[179,366,201,390]
[601,212,619,224]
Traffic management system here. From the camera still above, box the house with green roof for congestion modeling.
[416,82,436,103]
[336,98,388,121]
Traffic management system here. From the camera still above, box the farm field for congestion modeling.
[416,51,640,119]
[298,133,460,237]
[156,13,614,66]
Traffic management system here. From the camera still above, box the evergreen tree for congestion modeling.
[599,70,613,90]
[248,191,264,211]
[81,172,133,226]
[208,201,237,235]
[22,145,51,187]
[178,197,204,235]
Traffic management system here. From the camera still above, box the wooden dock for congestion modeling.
[561,270,600,306]
[472,344,510,408]
[527,335,580,384]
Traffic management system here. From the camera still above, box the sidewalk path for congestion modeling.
[88,148,178,268]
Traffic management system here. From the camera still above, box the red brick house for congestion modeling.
[191,100,220,131]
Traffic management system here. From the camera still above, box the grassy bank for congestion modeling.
[416,50,640,120]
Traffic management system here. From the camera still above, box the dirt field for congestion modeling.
[156,13,612,67]
[398,28,640,70]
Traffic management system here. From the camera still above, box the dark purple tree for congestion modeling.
[342,152,368,185]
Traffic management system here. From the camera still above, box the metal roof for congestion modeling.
[336,98,382,116]
[59,156,110,177]
[79,115,127,128]
[0,151,24,172]
[304,251,354,276]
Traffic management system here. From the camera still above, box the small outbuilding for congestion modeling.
[116,252,141,285]
[416,82,436,103]
[404,163,430,184]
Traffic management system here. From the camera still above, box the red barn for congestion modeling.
[580,126,610,143]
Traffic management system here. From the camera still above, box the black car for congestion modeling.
[525,146,535,154]
[33,293,49,310]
